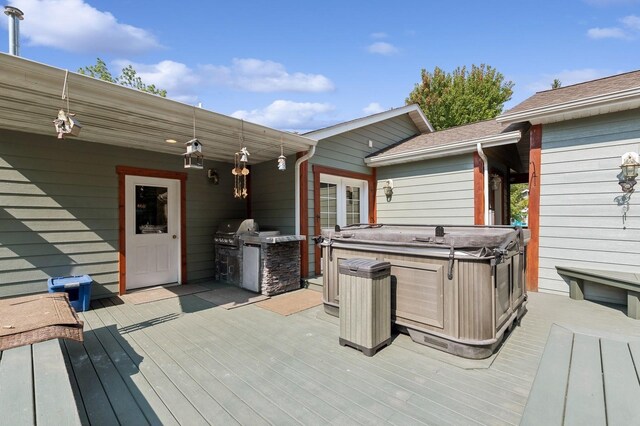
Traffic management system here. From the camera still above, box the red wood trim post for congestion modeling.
[116,166,188,295]
[313,166,322,276]
[370,167,377,224]
[298,152,309,278]
[473,152,485,225]
[527,125,542,292]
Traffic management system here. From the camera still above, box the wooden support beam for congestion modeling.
[527,124,542,292]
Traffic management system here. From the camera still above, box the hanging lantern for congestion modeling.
[53,71,82,139]
[53,109,82,139]
[277,138,286,171]
[184,138,204,169]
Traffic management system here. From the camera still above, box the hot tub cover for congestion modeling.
[320,224,529,262]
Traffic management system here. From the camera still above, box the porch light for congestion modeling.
[619,151,640,193]
[383,179,393,202]
[184,138,203,169]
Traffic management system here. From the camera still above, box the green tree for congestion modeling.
[406,64,514,131]
[551,79,562,89]
[78,58,167,97]
[510,183,529,224]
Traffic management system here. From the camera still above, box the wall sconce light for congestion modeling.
[184,138,204,169]
[619,151,640,193]
[383,179,394,202]
[490,175,502,191]
[207,168,219,185]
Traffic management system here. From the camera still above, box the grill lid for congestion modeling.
[215,219,258,236]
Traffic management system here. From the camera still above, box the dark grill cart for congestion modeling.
[320,224,529,359]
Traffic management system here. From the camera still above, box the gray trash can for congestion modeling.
[338,258,391,356]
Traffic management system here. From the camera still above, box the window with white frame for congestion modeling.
[319,174,368,229]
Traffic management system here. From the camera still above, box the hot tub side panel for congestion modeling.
[382,254,456,339]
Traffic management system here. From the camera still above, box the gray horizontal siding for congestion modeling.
[538,110,640,297]
[305,114,420,276]
[0,129,245,299]
[376,155,475,225]
[250,161,295,235]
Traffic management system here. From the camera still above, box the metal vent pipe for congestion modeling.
[4,6,24,56]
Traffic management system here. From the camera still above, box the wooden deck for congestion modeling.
[4,284,640,425]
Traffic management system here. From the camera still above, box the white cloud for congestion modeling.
[525,68,612,93]
[587,14,640,39]
[113,59,201,103]
[621,15,640,30]
[587,26,628,39]
[231,100,335,131]
[204,58,334,93]
[363,102,385,115]
[370,32,388,39]
[367,41,399,55]
[7,0,160,54]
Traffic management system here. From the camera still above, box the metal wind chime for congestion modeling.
[232,120,250,198]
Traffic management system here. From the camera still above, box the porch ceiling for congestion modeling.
[0,54,316,164]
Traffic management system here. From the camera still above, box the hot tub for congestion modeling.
[320,224,529,359]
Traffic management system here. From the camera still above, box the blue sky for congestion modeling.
[2,0,640,132]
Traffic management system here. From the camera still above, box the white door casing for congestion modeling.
[125,175,180,289]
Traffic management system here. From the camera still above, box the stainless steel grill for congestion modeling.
[214,219,258,284]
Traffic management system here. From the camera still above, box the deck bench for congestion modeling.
[0,339,82,425]
[556,266,640,319]
[521,324,640,425]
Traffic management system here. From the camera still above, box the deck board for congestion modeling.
[9,284,637,425]
[0,345,34,425]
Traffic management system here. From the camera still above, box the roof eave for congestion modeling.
[498,87,640,125]
[304,104,433,141]
[365,130,521,167]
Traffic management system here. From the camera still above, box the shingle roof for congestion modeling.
[367,119,519,159]
[505,70,640,115]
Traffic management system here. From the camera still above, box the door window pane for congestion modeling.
[320,182,338,229]
[345,186,361,225]
[136,185,168,234]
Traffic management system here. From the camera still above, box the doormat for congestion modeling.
[256,289,323,316]
[195,286,269,309]
[120,284,209,305]
[0,293,84,351]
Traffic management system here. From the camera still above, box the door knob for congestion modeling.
[172,235,177,239]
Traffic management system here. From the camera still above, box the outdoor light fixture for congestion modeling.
[490,175,502,191]
[383,179,394,202]
[53,70,82,139]
[278,138,286,171]
[619,151,640,193]
[184,108,203,169]
[207,169,220,185]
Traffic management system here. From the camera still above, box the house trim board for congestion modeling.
[115,166,188,295]
[473,152,485,225]
[527,125,542,292]
[312,165,376,275]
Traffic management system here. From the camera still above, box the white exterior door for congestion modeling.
[125,175,180,290]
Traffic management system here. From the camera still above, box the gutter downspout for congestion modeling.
[476,143,490,225]
[295,145,316,235]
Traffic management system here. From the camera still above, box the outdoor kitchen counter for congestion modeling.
[240,235,305,296]
[241,234,305,244]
